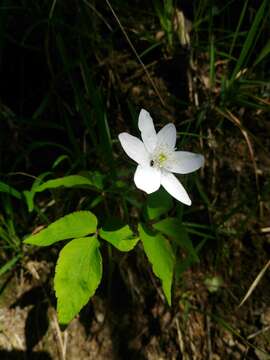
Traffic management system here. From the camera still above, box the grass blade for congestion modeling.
[231,0,269,81]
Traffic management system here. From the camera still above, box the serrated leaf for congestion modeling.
[54,236,102,325]
[138,223,175,305]
[35,175,100,193]
[24,211,97,246]
[99,219,139,252]
[153,218,199,262]
[146,188,173,220]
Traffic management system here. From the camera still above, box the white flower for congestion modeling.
[118,109,204,205]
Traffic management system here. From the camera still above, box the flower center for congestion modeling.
[151,146,172,168]
[157,152,167,165]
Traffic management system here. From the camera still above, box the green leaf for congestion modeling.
[230,0,269,81]
[146,188,173,220]
[253,38,270,66]
[23,171,52,212]
[153,218,199,262]
[52,155,70,169]
[0,181,21,199]
[24,173,103,213]
[99,219,139,252]
[24,211,97,246]
[23,190,35,212]
[0,254,21,277]
[138,223,175,305]
[228,0,248,57]
[35,175,101,193]
[80,171,105,190]
[54,237,102,325]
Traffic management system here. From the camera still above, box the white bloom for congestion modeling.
[118,109,204,205]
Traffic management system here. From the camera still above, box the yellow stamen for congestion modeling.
[158,153,167,164]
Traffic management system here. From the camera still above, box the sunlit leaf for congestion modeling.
[24,211,97,246]
[54,236,102,325]
[35,175,101,192]
[138,223,175,305]
[99,219,139,252]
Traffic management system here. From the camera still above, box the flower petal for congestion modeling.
[161,171,191,205]
[138,109,157,153]
[118,132,149,165]
[165,151,204,174]
[157,123,176,149]
[134,165,161,194]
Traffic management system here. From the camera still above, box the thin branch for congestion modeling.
[105,0,166,107]
[83,0,113,31]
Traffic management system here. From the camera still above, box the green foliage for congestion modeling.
[99,219,139,252]
[153,0,174,49]
[0,181,21,199]
[79,46,115,171]
[191,0,270,111]
[23,172,52,212]
[204,276,223,293]
[23,172,104,212]
[24,211,97,246]
[146,188,173,220]
[34,174,103,193]
[0,254,21,277]
[54,236,102,325]
[0,201,20,251]
[139,223,175,305]
[153,217,199,262]
[230,0,269,81]
[254,38,270,66]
